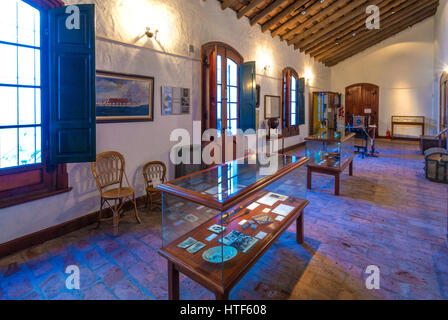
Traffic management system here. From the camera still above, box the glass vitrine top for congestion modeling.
[305,129,355,143]
[158,154,307,210]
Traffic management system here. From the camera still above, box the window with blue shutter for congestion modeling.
[48,4,96,164]
[239,61,256,132]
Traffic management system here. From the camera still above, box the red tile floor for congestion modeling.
[0,139,447,300]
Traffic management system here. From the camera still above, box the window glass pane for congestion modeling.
[217,121,222,138]
[217,55,222,85]
[227,58,237,86]
[0,128,18,168]
[0,0,17,44]
[291,114,296,126]
[0,86,18,126]
[217,84,221,103]
[231,120,237,135]
[291,76,296,90]
[18,47,38,86]
[19,126,36,166]
[36,126,41,163]
[291,101,296,114]
[18,87,36,125]
[291,90,296,102]
[229,87,238,103]
[230,103,237,119]
[34,49,40,86]
[0,44,18,84]
[217,102,221,120]
[17,0,39,47]
[35,88,41,124]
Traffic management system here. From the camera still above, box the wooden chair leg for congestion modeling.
[133,194,142,224]
[113,199,119,237]
[96,199,103,229]
[149,193,153,212]
[145,191,149,208]
[349,161,354,176]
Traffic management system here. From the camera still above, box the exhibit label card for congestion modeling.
[205,234,218,242]
[272,204,295,216]
[247,202,260,210]
[255,231,268,240]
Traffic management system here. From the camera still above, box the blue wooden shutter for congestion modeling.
[239,61,256,131]
[48,4,96,164]
[298,77,305,125]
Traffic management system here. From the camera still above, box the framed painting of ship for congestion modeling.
[96,71,154,123]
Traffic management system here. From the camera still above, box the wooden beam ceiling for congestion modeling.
[218,0,440,66]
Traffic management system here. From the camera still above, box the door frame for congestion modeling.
[201,42,244,164]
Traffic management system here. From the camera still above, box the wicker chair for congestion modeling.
[142,161,167,211]
[91,151,141,236]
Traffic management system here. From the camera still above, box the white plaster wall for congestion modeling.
[330,17,436,136]
[434,0,448,130]
[0,0,331,244]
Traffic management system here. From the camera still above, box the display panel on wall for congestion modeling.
[96,71,154,123]
[162,86,191,115]
[265,95,281,119]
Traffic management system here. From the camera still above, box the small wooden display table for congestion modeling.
[391,116,425,139]
[306,155,355,196]
[305,131,355,196]
[158,190,309,300]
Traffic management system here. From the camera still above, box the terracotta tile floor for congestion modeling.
[0,140,447,300]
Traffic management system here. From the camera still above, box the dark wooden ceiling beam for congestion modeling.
[307,0,413,57]
[261,0,308,32]
[316,0,437,61]
[221,0,237,10]
[271,0,329,38]
[237,0,266,19]
[322,5,438,65]
[326,8,437,66]
[294,0,389,50]
[282,0,353,42]
[250,0,289,25]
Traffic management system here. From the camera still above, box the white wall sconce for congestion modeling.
[304,68,314,85]
[145,27,158,39]
[263,65,271,74]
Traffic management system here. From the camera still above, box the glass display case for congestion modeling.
[157,154,308,297]
[305,130,355,170]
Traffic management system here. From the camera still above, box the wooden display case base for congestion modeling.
[159,192,308,301]
[307,155,355,196]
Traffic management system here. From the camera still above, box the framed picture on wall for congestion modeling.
[264,95,281,119]
[96,71,154,123]
[162,86,191,115]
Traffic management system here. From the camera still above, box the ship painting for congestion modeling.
[96,72,154,122]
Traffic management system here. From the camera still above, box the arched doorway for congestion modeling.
[345,83,379,135]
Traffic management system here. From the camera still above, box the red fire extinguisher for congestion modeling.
[386,129,391,140]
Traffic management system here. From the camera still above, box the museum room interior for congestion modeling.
[0,0,447,301]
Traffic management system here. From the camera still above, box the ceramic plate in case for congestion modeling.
[202,246,237,263]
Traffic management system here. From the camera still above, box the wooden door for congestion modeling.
[345,83,379,135]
